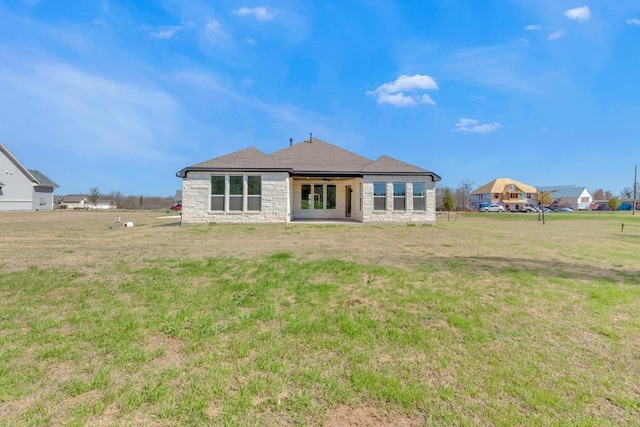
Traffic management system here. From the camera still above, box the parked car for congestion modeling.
[522,205,540,213]
[482,204,505,212]
[558,207,573,212]
[170,204,182,211]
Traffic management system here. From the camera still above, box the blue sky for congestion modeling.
[1,1,639,197]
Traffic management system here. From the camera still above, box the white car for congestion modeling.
[482,204,505,212]
[522,205,540,213]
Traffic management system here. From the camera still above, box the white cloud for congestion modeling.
[245,37,256,45]
[565,6,591,22]
[525,24,541,31]
[367,74,438,107]
[233,6,274,21]
[150,26,182,39]
[454,118,502,134]
[548,30,566,40]
[0,61,181,160]
[627,18,640,26]
[205,20,225,39]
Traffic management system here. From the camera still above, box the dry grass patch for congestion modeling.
[1,210,640,425]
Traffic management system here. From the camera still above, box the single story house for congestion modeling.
[58,194,114,210]
[470,178,538,211]
[538,185,593,211]
[0,141,58,211]
[176,137,441,224]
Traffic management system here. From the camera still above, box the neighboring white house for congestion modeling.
[58,194,114,210]
[0,141,58,211]
[176,137,441,225]
[470,178,538,211]
[538,185,593,210]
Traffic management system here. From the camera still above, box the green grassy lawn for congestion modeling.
[1,211,639,425]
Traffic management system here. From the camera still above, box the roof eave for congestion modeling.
[291,171,363,177]
[362,171,441,181]
[0,142,39,183]
[177,166,293,178]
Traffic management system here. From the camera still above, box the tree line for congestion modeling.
[58,187,176,210]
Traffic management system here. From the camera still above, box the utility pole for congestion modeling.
[634,165,638,216]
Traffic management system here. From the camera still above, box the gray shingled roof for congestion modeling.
[178,138,440,180]
[177,147,291,177]
[60,194,89,203]
[362,155,440,177]
[538,185,590,198]
[28,169,59,188]
[270,138,372,174]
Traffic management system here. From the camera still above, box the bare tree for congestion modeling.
[459,179,474,211]
[604,190,613,199]
[593,189,604,200]
[620,187,633,199]
[109,191,125,209]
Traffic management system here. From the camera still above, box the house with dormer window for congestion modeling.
[470,178,538,212]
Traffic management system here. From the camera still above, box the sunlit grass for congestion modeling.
[1,245,639,425]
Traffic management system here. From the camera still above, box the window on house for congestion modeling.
[247,176,261,211]
[301,184,310,209]
[229,176,243,211]
[327,185,336,209]
[413,183,426,211]
[393,183,406,211]
[374,183,386,211]
[211,175,262,212]
[211,175,225,211]
[314,184,324,209]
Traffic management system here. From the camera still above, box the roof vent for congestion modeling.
[289,138,293,146]
[309,132,313,143]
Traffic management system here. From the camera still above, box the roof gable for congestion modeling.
[362,155,440,179]
[269,138,372,173]
[538,186,591,198]
[0,142,39,183]
[178,147,290,177]
[471,178,537,195]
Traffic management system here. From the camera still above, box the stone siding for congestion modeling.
[181,172,290,224]
[362,175,436,224]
